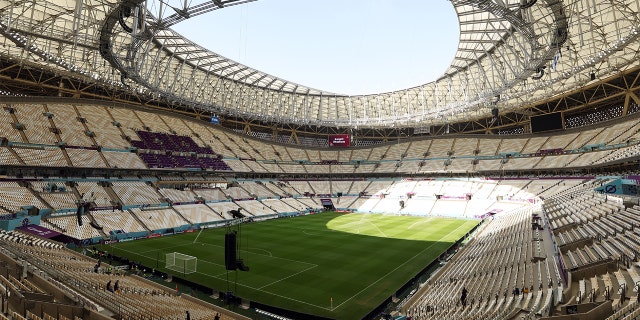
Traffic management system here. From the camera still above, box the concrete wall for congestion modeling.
[541,301,613,320]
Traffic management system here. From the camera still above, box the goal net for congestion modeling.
[165,252,197,274]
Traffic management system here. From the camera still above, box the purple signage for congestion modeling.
[17,224,61,239]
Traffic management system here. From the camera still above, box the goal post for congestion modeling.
[165,252,197,274]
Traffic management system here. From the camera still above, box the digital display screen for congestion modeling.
[328,134,351,147]
[530,112,563,133]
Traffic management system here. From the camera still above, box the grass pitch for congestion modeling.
[100,212,478,319]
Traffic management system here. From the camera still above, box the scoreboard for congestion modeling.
[328,134,351,147]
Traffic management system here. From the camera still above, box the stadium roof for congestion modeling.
[0,0,639,128]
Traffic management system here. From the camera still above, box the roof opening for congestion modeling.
[172,0,459,95]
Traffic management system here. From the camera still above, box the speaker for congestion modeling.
[224,232,237,270]
[76,205,83,226]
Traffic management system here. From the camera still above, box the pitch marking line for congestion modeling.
[242,247,316,267]
[331,214,388,237]
[113,216,474,314]
[118,247,328,309]
[258,264,318,290]
[138,242,192,254]
[364,216,388,237]
[408,217,434,229]
[194,269,331,311]
[197,258,226,268]
[289,225,353,237]
[115,246,161,261]
[193,227,205,244]
[134,242,315,270]
[335,216,371,230]
[247,247,273,257]
[193,242,315,267]
[331,221,472,311]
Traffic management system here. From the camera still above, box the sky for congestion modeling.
[171,0,459,95]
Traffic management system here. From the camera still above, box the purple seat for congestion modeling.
[134,131,230,170]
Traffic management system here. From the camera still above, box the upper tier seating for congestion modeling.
[129,207,186,231]
[138,152,230,171]
[1,103,639,174]
[111,181,162,205]
[92,209,147,234]
[132,131,213,154]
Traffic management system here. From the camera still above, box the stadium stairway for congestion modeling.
[341,196,361,210]
[86,212,108,237]
[73,105,101,146]
[6,147,26,165]
[44,112,67,148]
[8,110,28,144]
[96,150,111,169]
[42,218,65,233]
[102,184,122,207]
[26,186,53,210]
[58,147,74,167]
[104,108,128,141]
[69,183,83,201]
[278,198,305,213]
[344,180,356,195]
[203,203,227,220]
[302,181,317,195]
[169,206,193,226]
[537,180,564,197]
[128,209,153,233]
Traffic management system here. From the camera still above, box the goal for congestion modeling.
[165,252,197,274]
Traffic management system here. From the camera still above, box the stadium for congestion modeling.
[0,0,639,319]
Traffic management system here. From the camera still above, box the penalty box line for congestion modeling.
[257,264,318,290]
[137,242,320,285]
[195,268,331,311]
[193,242,318,268]
[138,242,193,255]
[114,246,160,262]
[117,236,330,310]
[118,247,329,310]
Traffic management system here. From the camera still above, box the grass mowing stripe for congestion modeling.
[193,241,316,267]
[258,264,318,290]
[331,217,475,311]
[192,268,333,311]
[99,212,478,319]
[363,215,388,237]
[139,242,193,254]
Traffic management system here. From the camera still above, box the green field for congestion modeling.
[99,212,478,319]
